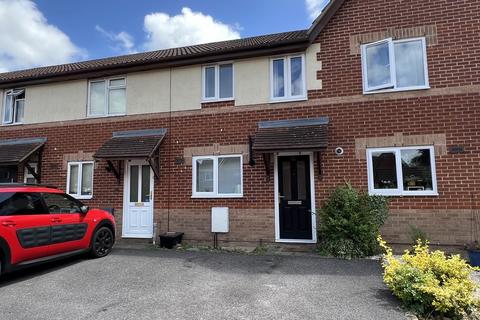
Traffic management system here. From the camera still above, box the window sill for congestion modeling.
[191,194,243,199]
[1,122,23,126]
[368,191,439,197]
[86,113,126,119]
[269,96,307,104]
[363,86,430,95]
[201,97,234,103]
[70,195,93,200]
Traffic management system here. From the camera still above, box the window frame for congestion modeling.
[201,62,235,102]
[66,161,94,200]
[24,162,38,184]
[269,54,307,103]
[192,154,243,198]
[366,145,438,196]
[361,37,429,94]
[2,88,25,125]
[87,76,127,117]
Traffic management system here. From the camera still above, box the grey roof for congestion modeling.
[0,0,348,86]
[0,137,46,165]
[94,129,166,160]
[0,30,309,85]
[253,118,329,152]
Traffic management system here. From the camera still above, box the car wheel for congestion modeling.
[90,227,114,258]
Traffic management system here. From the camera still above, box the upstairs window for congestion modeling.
[67,161,94,199]
[270,54,306,102]
[88,77,126,116]
[367,146,437,196]
[202,63,234,101]
[361,37,429,93]
[3,89,25,124]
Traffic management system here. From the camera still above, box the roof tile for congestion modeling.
[0,30,308,84]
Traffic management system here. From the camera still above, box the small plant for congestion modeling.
[379,236,480,319]
[252,245,268,255]
[317,183,388,259]
[466,241,480,251]
[408,224,429,245]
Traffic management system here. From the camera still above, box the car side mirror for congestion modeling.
[80,205,89,214]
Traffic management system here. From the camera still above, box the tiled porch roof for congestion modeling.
[93,129,166,160]
[0,137,46,165]
[253,118,329,152]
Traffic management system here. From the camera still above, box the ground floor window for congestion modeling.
[67,161,94,199]
[0,166,17,183]
[366,146,437,196]
[24,163,38,184]
[192,155,243,198]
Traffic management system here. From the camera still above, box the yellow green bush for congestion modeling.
[378,236,479,318]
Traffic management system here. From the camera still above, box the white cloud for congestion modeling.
[95,25,136,54]
[305,0,330,20]
[0,0,85,72]
[143,7,241,51]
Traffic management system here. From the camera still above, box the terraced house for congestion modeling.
[0,0,478,248]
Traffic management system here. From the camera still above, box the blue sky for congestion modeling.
[0,0,329,72]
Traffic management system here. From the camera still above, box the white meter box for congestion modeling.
[211,207,229,233]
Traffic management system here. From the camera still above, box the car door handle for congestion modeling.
[1,221,16,227]
[51,218,62,223]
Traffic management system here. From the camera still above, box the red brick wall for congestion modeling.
[1,91,479,245]
[311,0,480,99]
[0,0,479,246]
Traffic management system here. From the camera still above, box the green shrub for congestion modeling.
[379,237,479,319]
[317,183,388,258]
[408,224,429,245]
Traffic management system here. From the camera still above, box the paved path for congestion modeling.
[0,248,406,320]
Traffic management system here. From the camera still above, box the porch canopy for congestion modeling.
[93,128,167,180]
[0,137,46,183]
[252,117,329,176]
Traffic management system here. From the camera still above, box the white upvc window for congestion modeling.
[88,77,126,117]
[192,155,243,198]
[3,89,25,125]
[202,63,234,101]
[366,146,438,196]
[24,163,38,184]
[361,37,429,93]
[67,161,94,199]
[270,54,306,102]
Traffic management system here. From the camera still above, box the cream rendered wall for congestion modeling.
[7,45,321,125]
[126,69,171,115]
[24,80,87,124]
[235,58,270,106]
[0,89,3,122]
[235,44,321,106]
[305,43,322,91]
[171,65,202,111]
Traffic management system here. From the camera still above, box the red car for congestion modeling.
[0,184,115,275]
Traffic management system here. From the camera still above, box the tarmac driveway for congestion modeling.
[0,248,406,320]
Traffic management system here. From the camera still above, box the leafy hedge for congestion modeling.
[379,237,479,319]
[317,184,388,258]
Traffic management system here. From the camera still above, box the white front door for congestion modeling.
[123,160,154,238]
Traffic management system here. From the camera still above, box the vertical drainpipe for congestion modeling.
[167,67,173,233]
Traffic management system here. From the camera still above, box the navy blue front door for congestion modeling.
[278,155,312,240]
